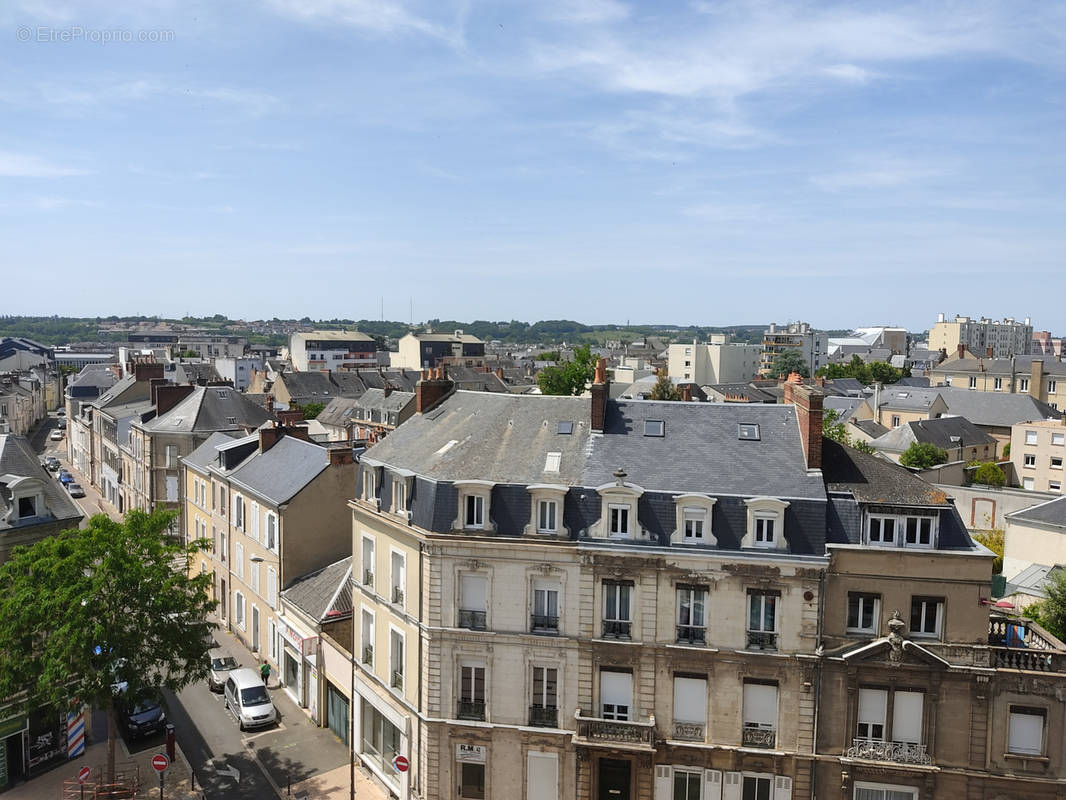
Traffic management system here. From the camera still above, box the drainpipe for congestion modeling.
[810,568,825,800]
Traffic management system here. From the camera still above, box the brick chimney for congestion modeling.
[258,425,282,453]
[783,376,824,470]
[591,358,609,433]
[416,367,455,414]
[956,343,966,360]
[134,362,164,383]
[277,408,304,426]
[328,446,354,466]
[265,394,275,414]
[1031,359,1044,400]
[681,384,692,402]
[154,384,195,417]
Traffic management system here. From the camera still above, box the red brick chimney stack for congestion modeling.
[591,358,609,433]
[783,376,824,470]
[416,367,455,414]
[957,343,966,360]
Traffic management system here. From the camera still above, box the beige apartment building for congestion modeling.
[666,337,762,385]
[1011,418,1066,494]
[183,425,357,704]
[929,313,1032,359]
[931,353,1066,412]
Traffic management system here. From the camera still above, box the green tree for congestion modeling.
[822,408,851,445]
[649,371,681,401]
[899,441,949,469]
[1030,569,1066,642]
[537,344,597,396]
[852,439,877,455]
[973,462,1006,487]
[301,401,325,420]
[1002,443,1010,459]
[767,349,809,379]
[0,509,215,783]
[972,528,1005,574]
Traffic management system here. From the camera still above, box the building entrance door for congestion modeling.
[597,758,630,800]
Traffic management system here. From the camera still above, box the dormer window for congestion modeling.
[743,498,790,550]
[609,504,630,537]
[526,485,568,537]
[671,494,717,546]
[454,481,494,532]
[866,509,938,548]
[465,495,483,528]
[18,497,36,519]
[593,479,645,540]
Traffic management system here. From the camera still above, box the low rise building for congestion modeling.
[290,330,377,373]
[930,352,1066,411]
[391,331,485,371]
[929,313,1032,358]
[869,416,998,464]
[1001,496,1066,579]
[667,336,762,385]
[1010,418,1066,494]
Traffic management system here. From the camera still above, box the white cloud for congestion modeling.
[0,151,90,178]
[811,157,950,191]
[266,0,461,45]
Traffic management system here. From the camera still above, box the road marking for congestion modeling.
[211,761,241,783]
[240,722,285,742]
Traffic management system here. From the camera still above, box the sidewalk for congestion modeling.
[212,621,388,800]
[4,714,204,800]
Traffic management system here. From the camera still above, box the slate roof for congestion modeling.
[705,383,777,403]
[823,378,867,396]
[278,371,342,402]
[933,356,1066,377]
[821,438,950,506]
[937,388,1061,428]
[0,435,83,531]
[852,419,889,438]
[1004,563,1056,599]
[174,362,222,384]
[69,365,118,391]
[182,431,238,472]
[144,386,272,433]
[317,397,361,428]
[824,396,864,422]
[281,556,353,622]
[877,386,942,411]
[228,436,330,505]
[872,416,997,453]
[896,376,931,387]
[91,375,140,409]
[357,388,414,414]
[1007,496,1066,529]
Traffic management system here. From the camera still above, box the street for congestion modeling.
[31,416,371,800]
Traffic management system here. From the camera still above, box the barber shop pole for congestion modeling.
[67,710,86,758]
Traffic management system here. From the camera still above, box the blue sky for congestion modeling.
[2,0,1064,331]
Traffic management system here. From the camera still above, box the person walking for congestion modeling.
[260,660,271,686]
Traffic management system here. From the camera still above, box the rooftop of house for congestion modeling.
[823,396,865,423]
[356,388,415,414]
[406,331,483,344]
[294,330,374,342]
[821,438,951,507]
[1007,495,1066,529]
[851,419,889,438]
[876,386,943,411]
[90,375,140,409]
[174,362,223,384]
[69,365,119,391]
[0,434,84,531]
[227,435,333,505]
[143,385,273,434]
[182,431,238,472]
[937,387,1061,428]
[871,416,998,453]
[281,556,353,621]
[1004,563,1058,599]
[932,354,1066,376]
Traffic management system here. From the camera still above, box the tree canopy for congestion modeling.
[1031,569,1066,643]
[899,441,949,470]
[973,462,1006,487]
[0,509,215,780]
[301,401,325,420]
[537,344,597,396]
[767,349,809,379]
[649,371,681,401]
[816,354,910,385]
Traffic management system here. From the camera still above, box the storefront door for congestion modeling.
[284,648,301,700]
[598,758,630,800]
[326,683,349,745]
[458,762,485,798]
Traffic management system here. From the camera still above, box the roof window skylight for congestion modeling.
[644,419,665,437]
[557,421,574,435]
[738,423,760,440]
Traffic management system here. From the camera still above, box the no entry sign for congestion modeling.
[77,765,91,784]
[151,753,170,773]
[391,754,409,773]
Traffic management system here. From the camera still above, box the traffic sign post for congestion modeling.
[152,753,169,800]
[78,764,91,799]
[391,754,409,774]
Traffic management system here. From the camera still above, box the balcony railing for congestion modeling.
[676,625,706,645]
[457,700,486,721]
[742,725,776,748]
[363,569,374,587]
[602,620,632,639]
[845,738,932,765]
[673,722,705,742]
[392,587,405,606]
[574,712,656,750]
[457,609,487,630]
[746,630,779,651]
[391,671,404,690]
[989,615,1060,650]
[991,647,1059,672]
[531,614,559,633]
[362,645,373,666]
[529,705,558,728]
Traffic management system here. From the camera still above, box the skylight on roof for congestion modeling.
[544,452,561,472]
[557,421,574,435]
[644,419,665,437]
[738,423,760,441]
[216,390,228,399]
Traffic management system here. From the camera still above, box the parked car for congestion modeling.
[224,668,277,731]
[117,695,167,740]
[67,483,85,498]
[57,419,67,429]
[57,470,74,485]
[44,457,60,472]
[56,409,66,416]
[208,650,239,692]
[49,430,64,441]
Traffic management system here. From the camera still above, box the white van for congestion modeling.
[223,668,277,731]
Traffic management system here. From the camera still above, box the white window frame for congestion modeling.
[1008,706,1046,756]
[250,501,260,542]
[1052,456,1063,470]
[1023,476,1035,490]
[249,557,259,595]
[910,596,944,638]
[1024,453,1037,468]
[599,669,632,721]
[1052,432,1064,447]
[526,485,568,536]
[608,503,631,538]
[454,480,494,531]
[672,494,716,545]
[1020,378,1030,392]
[361,534,375,587]
[266,566,277,609]
[388,625,405,694]
[743,497,789,550]
[676,585,707,643]
[847,593,881,635]
[857,687,887,741]
[390,549,406,609]
[537,498,558,534]
[264,511,278,552]
[1025,429,1039,445]
[594,483,644,540]
[968,376,978,389]
[360,608,375,665]
[234,590,246,630]
[235,542,244,580]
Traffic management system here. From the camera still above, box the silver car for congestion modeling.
[208,651,239,692]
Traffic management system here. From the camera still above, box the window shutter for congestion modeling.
[858,688,888,733]
[251,502,260,541]
[704,769,722,800]
[460,574,487,612]
[600,671,633,709]
[653,766,671,800]
[892,691,924,744]
[673,676,708,724]
[773,776,792,800]
[267,567,277,609]
[722,771,742,800]
[743,683,778,727]
[1009,711,1043,755]
[526,752,558,800]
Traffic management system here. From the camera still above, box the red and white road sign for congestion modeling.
[391,754,409,773]
[151,754,170,773]
[77,765,91,784]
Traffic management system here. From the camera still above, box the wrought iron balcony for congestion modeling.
[746,630,779,651]
[574,712,656,751]
[845,738,932,765]
[391,671,404,690]
[457,700,486,721]
[531,614,559,633]
[528,705,558,728]
[392,587,405,605]
[741,725,776,748]
[362,645,373,666]
[363,569,374,587]
[673,722,705,742]
[676,625,706,645]
[457,609,487,630]
[602,620,632,639]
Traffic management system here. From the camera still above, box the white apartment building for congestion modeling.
[929,313,1033,358]
[667,336,762,385]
